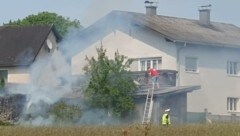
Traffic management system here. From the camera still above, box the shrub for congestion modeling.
[49,101,81,123]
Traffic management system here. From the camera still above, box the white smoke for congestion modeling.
[5,5,140,125]
[5,39,76,125]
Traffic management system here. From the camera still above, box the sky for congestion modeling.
[0,0,240,28]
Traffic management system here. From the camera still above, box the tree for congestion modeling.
[4,12,82,38]
[84,46,136,117]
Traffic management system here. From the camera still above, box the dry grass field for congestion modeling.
[0,124,240,136]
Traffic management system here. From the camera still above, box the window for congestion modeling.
[152,60,157,69]
[0,70,8,88]
[227,97,239,112]
[0,70,8,80]
[185,57,198,72]
[139,58,162,71]
[140,61,146,72]
[147,60,151,70]
[227,61,240,76]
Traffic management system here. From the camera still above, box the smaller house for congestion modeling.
[0,25,61,87]
[0,25,63,122]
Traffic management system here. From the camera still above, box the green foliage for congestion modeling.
[49,101,81,123]
[4,12,82,38]
[0,120,14,126]
[84,46,136,117]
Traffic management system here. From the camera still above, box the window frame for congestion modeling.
[139,58,162,71]
[0,69,8,81]
[227,97,240,113]
[0,70,8,87]
[227,61,240,76]
[185,57,199,73]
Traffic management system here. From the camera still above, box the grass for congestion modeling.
[0,124,240,136]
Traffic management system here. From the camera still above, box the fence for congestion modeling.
[187,108,240,124]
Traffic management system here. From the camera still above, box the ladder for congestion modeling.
[142,86,154,124]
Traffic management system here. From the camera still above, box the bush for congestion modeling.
[49,101,81,123]
[0,120,14,126]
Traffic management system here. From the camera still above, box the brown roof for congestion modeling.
[125,11,240,48]
[82,10,240,49]
[0,25,60,67]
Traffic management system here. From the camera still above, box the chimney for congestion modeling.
[144,1,157,15]
[198,4,211,26]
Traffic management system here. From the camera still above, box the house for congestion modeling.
[0,25,74,122]
[0,25,61,86]
[71,5,240,123]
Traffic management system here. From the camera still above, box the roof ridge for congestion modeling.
[110,10,239,27]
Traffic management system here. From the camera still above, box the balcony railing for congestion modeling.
[130,69,177,88]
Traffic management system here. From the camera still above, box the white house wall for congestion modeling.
[31,33,68,86]
[35,31,58,62]
[130,25,177,70]
[179,45,240,115]
[1,67,30,84]
[72,29,177,75]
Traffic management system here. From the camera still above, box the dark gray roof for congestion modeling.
[134,85,201,96]
[0,25,60,67]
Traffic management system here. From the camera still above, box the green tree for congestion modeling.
[4,12,81,38]
[84,46,136,117]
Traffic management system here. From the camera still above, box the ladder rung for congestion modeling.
[142,87,155,124]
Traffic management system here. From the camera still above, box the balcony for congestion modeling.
[131,69,177,89]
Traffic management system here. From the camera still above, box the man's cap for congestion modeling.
[165,109,170,112]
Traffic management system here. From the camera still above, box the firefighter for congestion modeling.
[161,109,171,126]
[147,67,160,89]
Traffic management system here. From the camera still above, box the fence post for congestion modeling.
[204,108,212,124]
[231,114,236,123]
[204,108,207,123]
